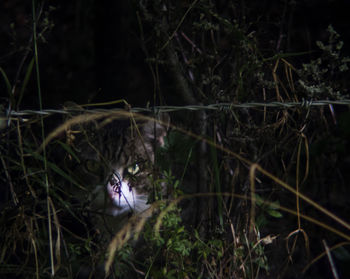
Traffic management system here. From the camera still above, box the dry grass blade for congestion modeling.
[104,205,156,275]
[303,242,350,274]
[322,240,340,279]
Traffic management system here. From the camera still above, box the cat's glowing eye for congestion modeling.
[85,160,100,172]
[127,164,140,175]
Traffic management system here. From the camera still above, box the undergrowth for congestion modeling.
[1,1,350,278]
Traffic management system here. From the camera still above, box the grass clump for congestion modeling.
[1,1,350,278]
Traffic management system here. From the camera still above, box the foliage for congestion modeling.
[297,25,350,99]
[1,1,350,279]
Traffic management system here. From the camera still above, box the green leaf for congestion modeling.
[267,209,283,218]
[17,57,35,108]
[269,200,280,209]
[333,246,350,261]
[0,67,14,105]
[56,140,81,163]
[26,147,84,190]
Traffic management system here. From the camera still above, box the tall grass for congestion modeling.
[1,1,350,278]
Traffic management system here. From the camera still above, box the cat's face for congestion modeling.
[70,115,168,216]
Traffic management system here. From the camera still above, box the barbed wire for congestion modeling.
[3,99,350,118]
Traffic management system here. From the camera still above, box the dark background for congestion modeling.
[1,0,350,109]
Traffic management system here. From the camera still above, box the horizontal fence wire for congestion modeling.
[3,99,350,119]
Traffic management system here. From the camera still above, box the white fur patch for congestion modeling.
[106,176,148,216]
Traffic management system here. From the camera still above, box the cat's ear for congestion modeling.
[143,113,170,147]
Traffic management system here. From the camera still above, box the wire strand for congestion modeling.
[4,99,350,119]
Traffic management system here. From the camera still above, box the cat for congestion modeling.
[61,112,168,279]
[68,113,169,218]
